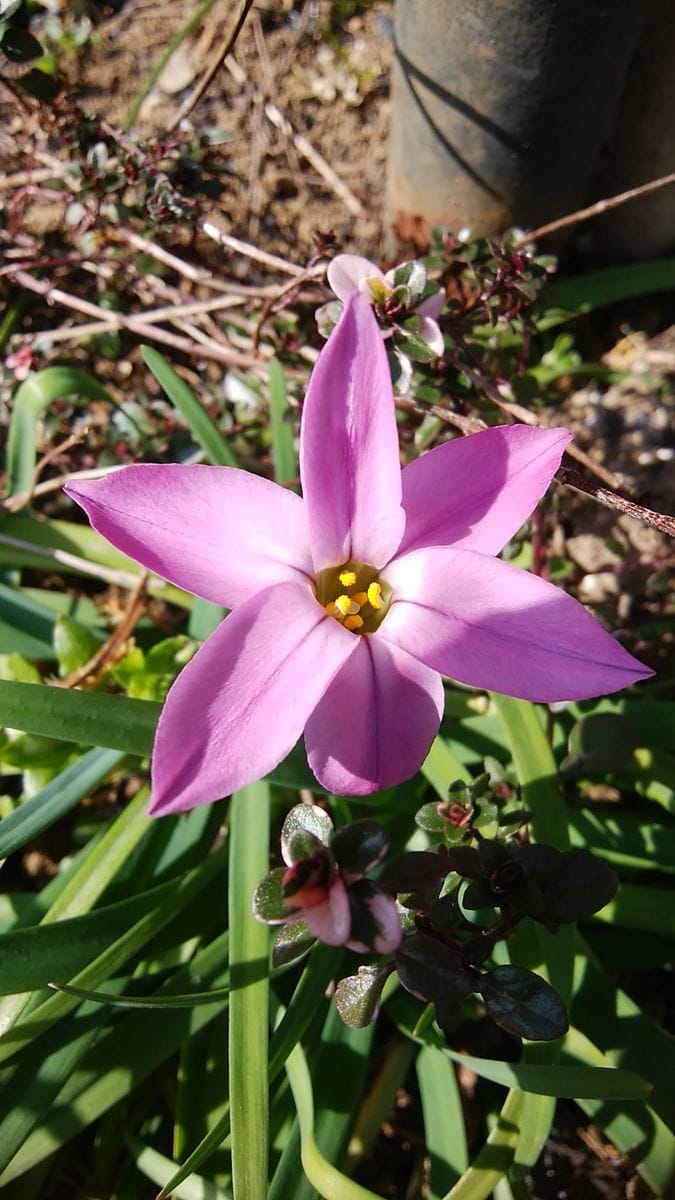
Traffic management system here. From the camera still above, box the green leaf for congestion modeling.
[561,712,639,777]
[392,260,427,298]
[492,695,568,851]
[0,747,124,858]
[394,330,438,363]
[268,359,297,485]
[228,783,270,1200]
[272,918,316,968]
[0,845,226,1067]
[53,615,104,676]
[157,942,340,1200]
[569,805,675,873]
[440,1090,525,1200]
[416,1043,467,1197]
[335,965,391,1029]
[0,680,323,791]
[141,346,237,467]
[6,368,118,501]
[284,1034,382,1200]
[0,583,60,658]
[47,980,231,1008]
[251,867,288,923]
[126,1134,231,1200]
[421,735,471,796]
[0,880,189,995]
[593,881,675,938]
[0,681,158,756]
[281,803,332,856]
[0,934,230,1185]
[541,258,675,312]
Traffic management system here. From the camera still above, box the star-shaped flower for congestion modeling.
[66,295,651,814]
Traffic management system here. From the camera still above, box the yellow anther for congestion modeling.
[352,591,368,606]
[369,278,388,303]
[335,594,352,617]
[325,601,337,616]
[339,570,357,587]
[367,582,383,610]
[344,614,364,631]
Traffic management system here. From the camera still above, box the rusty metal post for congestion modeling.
[386,0,647,251]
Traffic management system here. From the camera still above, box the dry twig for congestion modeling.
[516,171,675,247]
[7,268,269,369]
[556,466,675,539]
[166,0,256,133]
[58,571,149,689]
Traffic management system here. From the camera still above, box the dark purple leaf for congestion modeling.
[481,966,569,1041]
[396,933,476,1005]
[379,850,452,895]
[331,819,389,877]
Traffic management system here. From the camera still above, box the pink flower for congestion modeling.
[253,803,402,954]
[326,253,445,356]
[65,295,651,814]
[5,346,34,381]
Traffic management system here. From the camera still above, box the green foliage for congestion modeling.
[0,200,672,1200]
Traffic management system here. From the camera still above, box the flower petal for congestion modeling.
[382,546,653,701]
[304,875,352,945]
[300,293,406,570]
[418,316,444,356]
[305,635,443,795]
[327,254,385,302]
[417,290,445,322]
[149,581,357,814]
[66,465,313,608]
[396,425,572,558]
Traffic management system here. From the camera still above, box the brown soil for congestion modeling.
[70,0,392,260]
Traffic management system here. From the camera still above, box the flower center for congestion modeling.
[315,561,392,635]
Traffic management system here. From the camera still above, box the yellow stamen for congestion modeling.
[334,594,352,617]
[367,582,383,610]
[324,601,337,616]
[369,278,388,303]
[339,570,357,586]
[351,591,368,606]
[344,614,364,631]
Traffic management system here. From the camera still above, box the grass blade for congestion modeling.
[142,346,238,467]
[540,258,675,312]
[441,1089,524,1200]
[268,360,297,485]
[285,1037,385,1200]
[6,368,118,501]
[126,1133,231,1200]
[0,747,124,858]
[416,1042,468,1197]
[0,680,158,756]
[228,783,270,1200]
[0,934,230,1184]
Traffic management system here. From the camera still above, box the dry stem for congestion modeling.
[58,571,149,689]
[516,171,675,246]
